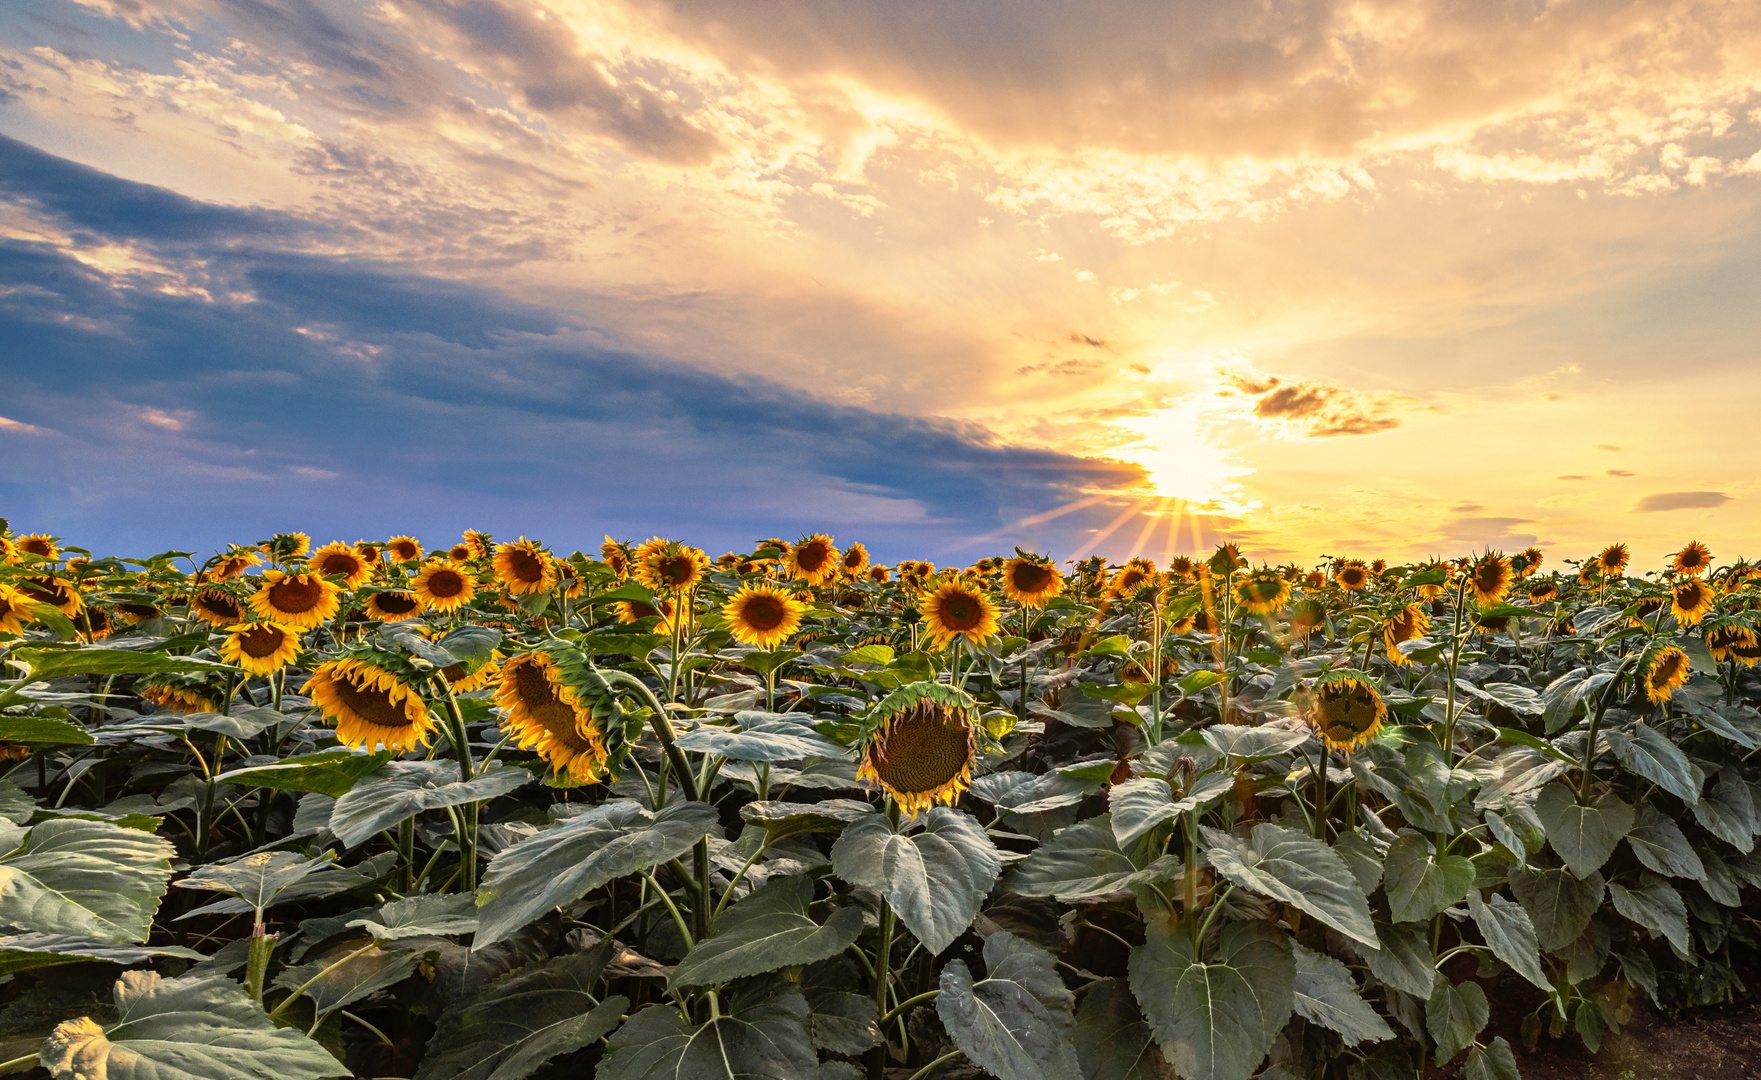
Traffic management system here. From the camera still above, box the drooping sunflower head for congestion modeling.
[1671,577,1716,626]
[413,561,477,613]
[493,537,558,596]
[600,536,633,579]
[1641,644,1691,704]
[1471,610,1511,635]
[857,681,979,816]
[17,534,60,562]
[464,530,494,560]
[74,606,117,640]
[1512,547,1545,578]
[115,601,162,625]
[1001,555,1064,607]
[839,542,871,579]
[365,589,424,622]
[0,583,28,635]
[21,576,82,616]
[305,646,435,752]
[1381,604,1430,665]
[1287,596,1327,640]
[1673,541,1713,577]
[1235,567,1290,614]
[1334,560,1370,591]
[788,534,841,585]
[1307,675,1386,752]
[212,546,262,581]
[307,541,373,588]
[615,597,676,629]
[1528,579,1559,604]
[139,672,228,716]
[919,579,1001,648]
[1706,624,1761,667]
[439,650,503,693]
[723,584,805,649]
[1111,558,1160,598]
[249,570,341,630]
[188,587,246,627]
[632,538,707,595]
[1469,552,1512,607]
[494,644,614,784]
[221,621,301,674]
[868,565,891,583]
[1597,543,1630,576]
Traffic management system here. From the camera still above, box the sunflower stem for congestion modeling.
[437,677,478,891]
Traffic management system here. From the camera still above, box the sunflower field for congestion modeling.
[0,522,1756,1080]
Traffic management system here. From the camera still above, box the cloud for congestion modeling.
[1218,363,1421,438]
[1634,491,1732,512]
[1606,469,1634,477]
[1436,515,1539,549]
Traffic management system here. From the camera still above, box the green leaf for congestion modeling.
[179,853,396,919]
[12,647,237,681]
[1331,830,1386,897]
[1291,943,1393,1045]
[1625,803,1705,880]
[0,818,174,943]
[938,932,1079,1080]
[1360,918,1435,998]
[175,850,336,912]
[1466,890,1551,991]
[475,800,719,949]
[330,760,533,848]
[1109,773,1232,851]
[272,938,420,1018]
[1536,784,1633,878]
[0,933,203,976]
[738,799,875,841]
[1507,865,1604,952]
[1382,833,1474,924]
[438,626,503,669]
[349,894,480,941]
[840,644,893,667]
[415,944,625,1080]
[671,876,864,990]
[1073,978,1169,1080]
[1200,724,1309,761]
[215,749,393,798]
[1604,722,1702,803]
[830,807,1001,955]
[674,714,848,762]
[587,581,658,605]
[1009,816,1179,902]
[1082,683,1152,706]
[1201,823,1379,949]
[1425,979,1489,1065]
[1177,670,1225,696]
[1691,766,1756,853]
[598,977,818,1080]
[1463,1038,1521,1080]
[18,600,77,641]
[0,781,36,825]
[40,970,343,1080]
[0,714,93,746]
[1607,874,1690,957]
[575,632,669,659]
[1129,919,1295,1080]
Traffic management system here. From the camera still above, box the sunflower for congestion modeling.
[1707,625,1761,667]
[115,601,162,624]
[1629,596,1666,625]
[1111,559,1160,598]
[464,530,494,560]
[139,673,227,716]
[494,645,611,783]
[920,580,1001,648]
[306,541,373,588]
[386,536,423,563]
[1671,577,1716,626]
[413,561,477,613]
[265,533,311,561]
[1166,555,1197,582]
[840,542,871,579]
[615,597,675,629]
[1303,571,1327,590]
[74,606,117,640]
[723,584,805,649]
[1597,543,1630,577]
[600,538,632,578]
[1382,604,1430,665]
[212,547,262,581]
[365,590,424,622]
[1527,580,1559,604]
[1513,547,1544,578]
[20,577,81,616]
[1308,676,1386,751]
[1333,560,1369,591]
[0,535,15,563]
[1641,645,1690,704]
[17,534,59,561]
[1576,562,1600,588]
[1211,544,1246,572]
[306,646,435,751]
[788,534,841,585]
[221,621,301,675]
[1287,596,1326,640]
[0,584,28,634]
[856,681,979,816]
[447,543,474,564]
[489,537,556,596]
[1469,552,1512,607]
[632,538,707,595]
[0,745,28,762]
[1673,541,1713,577]
[1235,567,1290,614]
[868,565,890,583]
[354,541,383,568]
[188,588,246,627]
[249,570,341,629]
[1471,611,1511,635]
[1001,556,1064,607]
[557,562,587,599]
[440,651,502,693]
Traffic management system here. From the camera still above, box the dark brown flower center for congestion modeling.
[869,702,972,795]
[375,592,419,615]
[741,596,786,631]
[510,551,547,582]
[1011,563,1053,593]
[198,593,243,620]
[22,579,71,607]
[392,542,418,561]
[450,545,471,561]
[796,544,830,572]
[319,553,360,577]
[657,555,694,585]
[426,569,465,598]
[239,625,287,658]
[269,578,324,613]
[21,539,53,557]
[942,592,983,630]
[333,673,408,730]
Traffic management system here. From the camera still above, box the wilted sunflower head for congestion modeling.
[494,644,613,783]
[616,597,675,629]
[413,561,477,613]
[1706,624,1761,667]
[723,584,805,649]
[1469,552,1512,607]
[1597,543,1630,576]
[307,541,373,589]
[840,542,871,578]
[1671,577,1716,626]
[1673,541,1713,577]
[365,590,424,622]
[212,546,262,581]
[1471,611,1511,635]
[788,534,841,585]
[1641,645,1691,704]
[1287,596,1327,639]
[919,579,1001,648]
[601,536,633,579]
[1210,544,1246,573]
[305,646,434,752]
[1235,567,1290,614]
[494,537,559,596]
[858,681,979,816]
[632,538,707,595]
[1512,547,1545,578]
[1307,675,1386,752]
[221,621,300,675]
[139,672,227,716]
[249,570,340,630]
[1381,604,1430,665]
[385,536,422,563]
[1334,560,1370,591]
[1528,580,1559,603]
[17,534,59,561]
[1001,556,1063,607]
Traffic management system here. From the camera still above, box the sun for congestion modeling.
[1110,396,1259,514]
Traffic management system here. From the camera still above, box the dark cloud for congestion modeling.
[1634,491,1731,512]
[1605,469,1633,477]
[1222,369,1411,437]
[1069,332,1108,348]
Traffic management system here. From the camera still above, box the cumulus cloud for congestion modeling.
[1635,491,1732,512]
[1217,363,1422,438]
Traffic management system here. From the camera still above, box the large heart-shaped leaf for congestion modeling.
[1466,891,1550,991]
[938,931,1079,1080]
[1625,803,1705,880]
[40,971,343,1080]
[674,713,848,761]
[1108,773,1233,851]
[598,977,818,1080]
[273,938,422,1018]
[1201,824,1378,949]
[1382,833,1473,924]
[1607,875,1690,957]
[0,818,174,943]
[1008,817,1179,902]
[1507,865,1604,952]
[350,894,480,941]
[830,807,1001,955]
[0,715,94,746]
[330,760,533,848]
[671,876,864,990]
[1536,784,1633,878]
[215,750,392,798]
[1604,722,1702,803]
[475,800,719,949]
[739,800,874,842]
[1130,919,1294,1080]
[1073,978,1170,1080]
[1291,943,1393,1045]
[175,851,336,913]
[1425,978,1488,1065]
[0,933,204,975]
[179,853,396,919]
[1360,918,1435,998]
[1691,767,1756,853]
[1201,725,1311,761]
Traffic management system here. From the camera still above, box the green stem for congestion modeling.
[267,941,379,1022]
[904,1049,964,1080]
[640,870,696,950]
[881,988,941,1023]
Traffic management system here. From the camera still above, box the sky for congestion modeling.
[3,0,1760,569]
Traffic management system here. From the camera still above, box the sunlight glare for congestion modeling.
[1111,396,1259,515]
